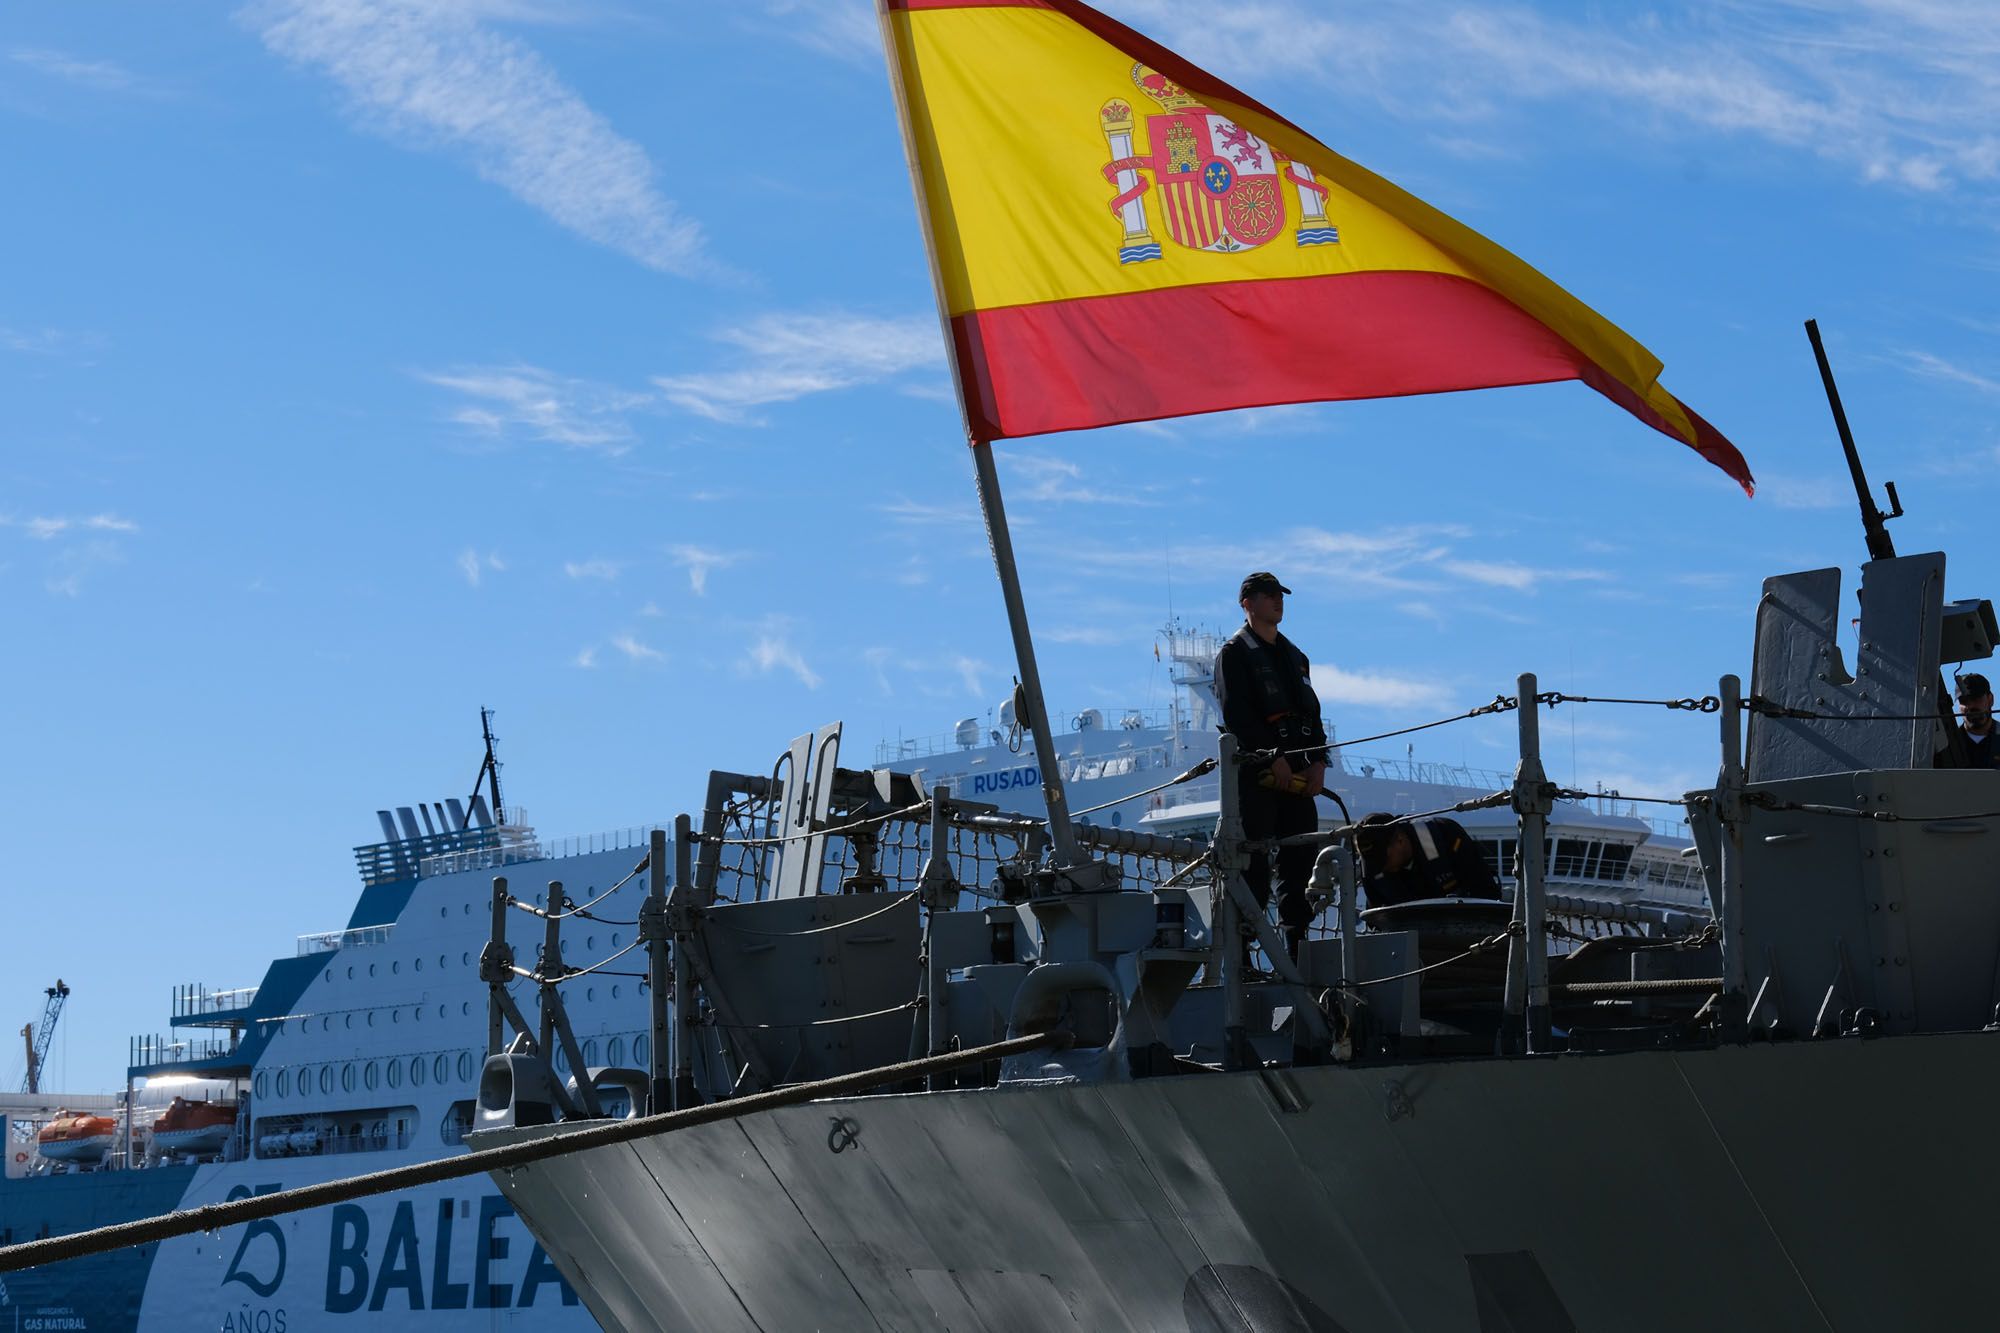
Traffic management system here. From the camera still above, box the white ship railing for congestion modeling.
[418,823,665,877]
[296,923,393,956]
[171,984,259,1020]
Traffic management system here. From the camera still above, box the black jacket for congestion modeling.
[1214,626,1328,779]
[1363,817,1503,908]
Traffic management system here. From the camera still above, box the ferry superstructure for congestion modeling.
[0,641,1703,1331]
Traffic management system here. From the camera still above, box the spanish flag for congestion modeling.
[880,0,1754,494]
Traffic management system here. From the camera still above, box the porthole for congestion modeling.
[364,1062,379,1091]
[391,961,400,975]
[612,933,622,948]
[463,903,471,915]
[438,1005,447,1019]
[553,1044,568,1073]
[434,1054,449,1084]
[366,1012,375,1027]
[582,1040,599,1067]
[414,958,423,972]
[368,964,376,978]
[457,1052,474,1082]
[275,1069,290,1098]
[255,1072,268,1099]
[346,966,354,980]
[387,1060,402,1090]
[607,1037,625,1066]
[341,1065,355,1093]
[344,1015,352,1030]
[439,955,447,969]
[461,1002,470,1017]
[411,1056,426,1087]
[461,952,470,967]
[635,1035,650,1066]
[394,1009,403,1023]
[586,987,596,1003]
[611,984,621,1000]
[586,936,596,950]
[323,969,332,983]
[319,1066,334,1095]
[322,1017,331,1032]
[440,906,448,918]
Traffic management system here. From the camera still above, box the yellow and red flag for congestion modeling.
[881,0,1754,494]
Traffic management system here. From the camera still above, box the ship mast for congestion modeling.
[470,706,506,826]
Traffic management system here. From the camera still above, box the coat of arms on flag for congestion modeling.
[1101,64,1339,265]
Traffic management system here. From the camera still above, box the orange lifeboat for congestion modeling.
[37,1110,118,1164]
[150,1097,238,1156]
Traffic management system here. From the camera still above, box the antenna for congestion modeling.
[1805,318,1903,562]
[468,707,506,827]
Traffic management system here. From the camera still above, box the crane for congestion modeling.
[20,980,69,1094]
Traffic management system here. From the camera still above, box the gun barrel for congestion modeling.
[1805,318,1895,562]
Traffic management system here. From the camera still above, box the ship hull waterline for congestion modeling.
[477,1031,1994,1332]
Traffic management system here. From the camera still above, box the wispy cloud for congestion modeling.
[563,558,620,581]
[1117,1,2000,198]
[457,547,504,586]
[4,513,139,540]
[44,541,125,597]
[572,646,598,669]
[247,0,709,274]
[760,2,877,61]
[667,544,736,595]
[1003,454,1153,507]
[611,632,663,663]
[1310,663,1451,711]
[951,655,988,697]
[875,495,981,527]
[749,629,821,688]
[8,47,157,95]
[1758,471,1847,511]
[419,364,648,451]
[653,313,942,424]
[1904,349,2000,395]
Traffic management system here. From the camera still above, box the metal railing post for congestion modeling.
[1215,734,1250,1069]
[1336,837,1360,1045]
[921,785,953,1090]
[538,881,562,1060]
[643,829,670,1114]
[671,814,697,1109]
[1716,674,1749,1040]
[1503,675,1552,1053]
[482,876,509,1059]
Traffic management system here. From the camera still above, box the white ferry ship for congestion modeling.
[0,635,1704,1331]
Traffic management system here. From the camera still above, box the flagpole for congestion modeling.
[877,0,1090,878]
[967,438,1085,869]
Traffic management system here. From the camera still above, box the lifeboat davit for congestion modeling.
[37,1111,117,1164]
[150,1097,238,1156]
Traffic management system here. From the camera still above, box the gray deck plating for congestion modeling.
[479,1032,1995,1332]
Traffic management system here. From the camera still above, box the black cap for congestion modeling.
[1351,812,1399,877]
[1959,672,1992,700]
[1239,571,1292,600]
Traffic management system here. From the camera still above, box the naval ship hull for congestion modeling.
[481,1032,1994,1332]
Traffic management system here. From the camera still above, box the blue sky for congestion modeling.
[4,0,1998,1088]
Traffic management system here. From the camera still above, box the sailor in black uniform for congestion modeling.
[1352,812,1504,909]
[1214,571,1328,960]
[1948,673,2000,770]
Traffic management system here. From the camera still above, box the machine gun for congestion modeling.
[1806,318,1903,562]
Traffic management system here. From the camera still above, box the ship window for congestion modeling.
[463,903,471,915]
[368,964,376,978]
[461,1002,470,1016]
[395,1009,403,1023]
[363,1062,379,1092]
[414,957,422,972]
[439,954,447,969]
[275,1069,289,1098]
[587,987,596,1003]
[322,1017,331,1032]
[439,1100,475,1146]
[346,966,354,980]
[1551,839,1590,878]
[344,1015,352,1030]
[458,1051,474,1082]
[366,1012,374,1027]
[440,907,447,919]
[607,1037,625,1066]
[635,1035,650,1066]
[387,1060,402,1090]
[1599,844,1635,880]
[438,1006,447,1019]
[434,1054,450,1084]
[320,1067,334,1095]
[612,933,622,948]
[391,961,400,975]
[461,952,470,967]
[611,984,621,1000]
[341,1065,356,1093]
[582,1040,599,1068]
[554,1044,568,1074]
[411,1056,426,1087]
[324,969,332,983]
[255,1072,268,1099]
